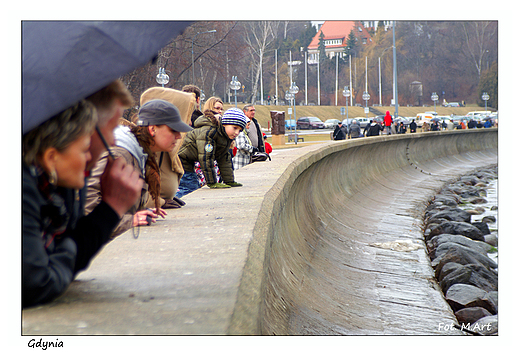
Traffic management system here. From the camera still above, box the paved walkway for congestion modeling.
[22,147,306,335]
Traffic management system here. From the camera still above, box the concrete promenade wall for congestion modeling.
[22,129,497,335]
[229,129,497,335]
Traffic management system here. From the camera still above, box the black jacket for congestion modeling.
[249,117,265,152]
[366,122,382,136]
[22,163,119,308]
[333,125,346,140]
[190,109,203,127]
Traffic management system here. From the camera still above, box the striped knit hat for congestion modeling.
[221,108,248,130]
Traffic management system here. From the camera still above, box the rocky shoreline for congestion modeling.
[423,165,498,335]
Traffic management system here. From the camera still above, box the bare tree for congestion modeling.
[244,21,279,104]
[461,21,498,78]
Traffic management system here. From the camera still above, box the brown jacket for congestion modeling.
[85,146,149,238]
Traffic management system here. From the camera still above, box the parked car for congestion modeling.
[324,119,340,129]
[443,102,463,107]
[465,111,493,121]
[296,116,325,129]
[285,119,296,130]
[416,113,434,127]
[352,117,370,128]
[341,118,353,126]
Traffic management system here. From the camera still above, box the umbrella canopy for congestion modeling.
[22,21,192,134]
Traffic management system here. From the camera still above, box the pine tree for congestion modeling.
[318,31,326,62]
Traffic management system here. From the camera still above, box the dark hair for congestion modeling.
[130,125,161,210]
[182,85,201,100]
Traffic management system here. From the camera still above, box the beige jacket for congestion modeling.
[85,146,149,238]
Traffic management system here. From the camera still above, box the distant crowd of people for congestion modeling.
[332,110,496,141]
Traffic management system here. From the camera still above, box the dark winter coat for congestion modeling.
[23,163,119,308]
[333,124,346,140]
[349,123,361,138]
[178,111,236,185]
[366,122,382,136]
[409,121,417,133]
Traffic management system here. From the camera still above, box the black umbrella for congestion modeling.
[22,21,192,134]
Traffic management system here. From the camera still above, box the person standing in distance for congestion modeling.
[243,104,265,153]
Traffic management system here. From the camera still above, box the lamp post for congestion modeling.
[482,92,490,113]
[343,86,350,122]
[285,90,294,141]
[362,91,370,119]
[229,76,241,107]
[431,92,439,114]
[289,82,299,144]
[156,67,169,87]
[191,29,216,84]
[200,90,206,108]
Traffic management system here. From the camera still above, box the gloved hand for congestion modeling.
[207,182,231,189]
[252,147,259,153]
[227,181,243,187]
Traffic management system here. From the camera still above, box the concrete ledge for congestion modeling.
[22,129,497,335]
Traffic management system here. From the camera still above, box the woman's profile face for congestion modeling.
[151,125,181,153]
[213,101,223,114]
[54,134,92,189]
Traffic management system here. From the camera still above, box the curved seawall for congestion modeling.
[230,129,498,335]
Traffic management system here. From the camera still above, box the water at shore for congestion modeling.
[466,179,498,264]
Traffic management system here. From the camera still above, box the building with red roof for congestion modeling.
[307,21,373,63]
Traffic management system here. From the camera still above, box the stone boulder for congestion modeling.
[481,215,496,223]
[428,234,493,256]
[455,307,492,324]
[440,185,464,195]
[459,188,481,199]
[482,291,498,314]
[433,194,460,207]
[470,315,498,335]
[439,263,498,294]
[445,284,497,314]
[484,233,498,247]
[432,242,497,271]
[426,207,471,223]
[428,221,485,241]
[471,221,491,236]
[466,207,485,215]
[459,176,480,186]
[468,197,488,204]
[476,170,497,180]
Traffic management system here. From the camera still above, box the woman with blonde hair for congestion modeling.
[202,96,224,117]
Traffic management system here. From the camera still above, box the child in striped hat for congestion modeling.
[176,107,247,198]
